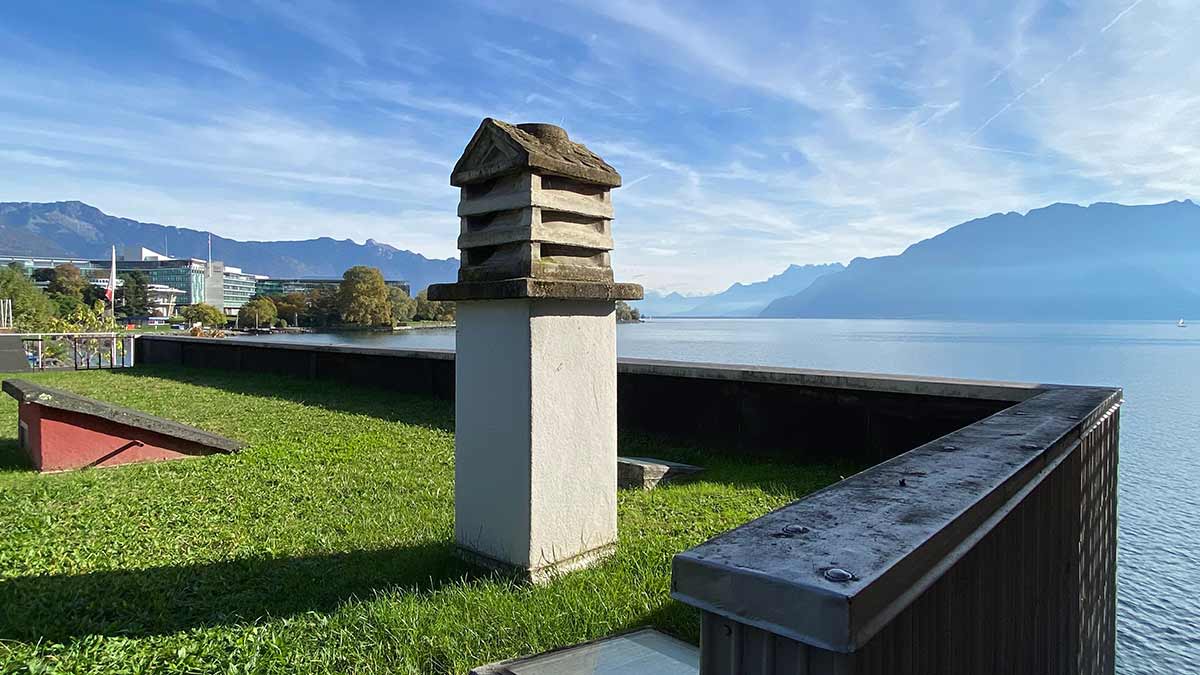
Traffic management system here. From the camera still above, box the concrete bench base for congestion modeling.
[618,457,704,490]
[3,379,243,472]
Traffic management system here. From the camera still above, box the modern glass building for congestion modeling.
[222,267,259,313]
[108,258,211,306]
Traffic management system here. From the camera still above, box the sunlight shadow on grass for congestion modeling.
[111,365,454,433]
[0,540,476,641]
[0,438,32,472]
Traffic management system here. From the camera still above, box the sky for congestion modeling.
[0,0,1194,293]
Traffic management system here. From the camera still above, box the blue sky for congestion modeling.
[0,0,1189,292]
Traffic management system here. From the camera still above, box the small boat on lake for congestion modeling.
[1179,319,1187,328]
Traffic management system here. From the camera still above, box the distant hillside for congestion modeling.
[0,201,458,291]
[635,263,844,317]
[763,201,1200,320]
[634,290,708,317]
[676,263,844,317]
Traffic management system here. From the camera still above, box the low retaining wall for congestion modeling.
[135,334,1121,673]
[137,335,1031,464]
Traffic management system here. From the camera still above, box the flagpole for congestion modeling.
[109,245,117,322]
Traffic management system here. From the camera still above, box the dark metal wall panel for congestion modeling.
[694,398,1121,675]
[136,337,1012,463]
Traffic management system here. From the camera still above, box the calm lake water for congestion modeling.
[238,319,1198,673]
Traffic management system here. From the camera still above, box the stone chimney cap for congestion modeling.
[451,118,621,188]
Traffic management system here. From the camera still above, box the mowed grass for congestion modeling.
[0,366,853,674]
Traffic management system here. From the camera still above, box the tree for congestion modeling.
[615,300,641,322]
[413,289,455,322]
[116,271,150,319]
[0,265,55,331]
[47,263,88,300]
[273,292,308,326]
[241,296,278,328]
[180,303,227,327]
[338,266,391,326]
[51,301,118,334]
[389,287,417,324]
[308,287,341,327]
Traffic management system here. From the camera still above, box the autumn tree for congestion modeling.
[47,263,88,299]
[338,266,391,326]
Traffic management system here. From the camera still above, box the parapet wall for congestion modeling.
[135,334,1120,673]
[136,335,1029,464]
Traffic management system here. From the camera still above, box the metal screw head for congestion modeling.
[940,444,958,452]
[824,568,854,583]
[782,523,810,536]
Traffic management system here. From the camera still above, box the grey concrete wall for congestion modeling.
[136,335,1027,464]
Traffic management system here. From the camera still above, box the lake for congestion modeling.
[237,318,1198,673]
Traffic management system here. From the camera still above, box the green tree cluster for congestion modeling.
[180,303,227,328]
[0,264,56,331]
[232,266,456,330]
[41,264,105,317]
[413,289,455,322]
[615,301,641,322]
[116,271,150,320]
[240,296,278,328]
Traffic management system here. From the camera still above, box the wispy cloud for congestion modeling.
[0,0,1192,292]
[168,28,258,81]
[249,0,366,65]
[344,80,494,120]
[0,148,75,169]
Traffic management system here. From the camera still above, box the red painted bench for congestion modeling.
[3,379,243,472]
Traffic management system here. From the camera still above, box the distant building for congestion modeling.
[0,249,269,316]
[147,284,185,318]
[105,255,212,307]
[256,277,410,297]
[0,254,94,274]
[222,267,260,314]
[113,247,259,316]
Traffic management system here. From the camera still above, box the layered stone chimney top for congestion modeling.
[430,118,641,302]
[450,118,620,188]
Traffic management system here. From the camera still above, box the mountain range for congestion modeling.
[0,201,458,292]
[2,200,1197,319]
[763,201,1200,320]
[636,263,844,317]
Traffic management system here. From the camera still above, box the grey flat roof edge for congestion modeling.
[671,556,853,652]
[2,379,244,453]
[616,357,1051,402]
[671,384,1122,652]
[138,335,1058,400]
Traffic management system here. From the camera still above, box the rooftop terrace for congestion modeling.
[0,366,853,673]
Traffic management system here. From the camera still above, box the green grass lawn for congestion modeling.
[0,366,853,674]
